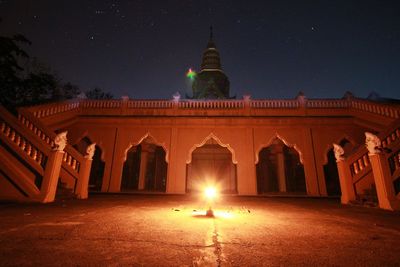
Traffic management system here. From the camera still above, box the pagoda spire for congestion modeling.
[191,27,232,99]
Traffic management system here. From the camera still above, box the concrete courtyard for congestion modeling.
[0,194,399,266]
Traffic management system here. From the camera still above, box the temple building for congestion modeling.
[1,32,399,211]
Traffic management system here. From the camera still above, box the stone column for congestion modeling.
[41,131,67,203]
[41,150,64,203]
[75,143,95,199]
[333,144,356,204]
[275,145,287,193]
[365,132,399,211]
[138,144,151,190]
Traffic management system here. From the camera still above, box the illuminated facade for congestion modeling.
[1,34,399,210]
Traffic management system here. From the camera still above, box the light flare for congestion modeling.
[186,68,196,80]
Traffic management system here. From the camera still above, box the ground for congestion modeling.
[0,195,400,267]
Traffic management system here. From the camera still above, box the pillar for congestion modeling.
[369,152,400,211]
[138,144,150,190]
[75,157,93,199]
[365,132,400,210]
[336,159,356,204]
[40,150,64,203]
[275,145,287,192]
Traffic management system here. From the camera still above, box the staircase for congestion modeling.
[0,105,91,202]
[339,118,400,210]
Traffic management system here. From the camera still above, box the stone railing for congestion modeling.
[306,99,350,108]
[18,108,84,181]
[128,100,173,109]
[18,96,400,122]
[351,99,400,119]
[26,100,80,119]
[0,119,48,172]
[179,99,244,109]
[347,149,371,183]
[250,99,299,109]
[0,105,51,193]
[81,99,122,109]
[345,119,400,184]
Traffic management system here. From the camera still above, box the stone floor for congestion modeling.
[1,194,400,266]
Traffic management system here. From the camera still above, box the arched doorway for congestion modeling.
[324,139,351,196]
[73,137,105,191]
[121,137,167,192]
[256,138,306,194]
[186,138,237,194]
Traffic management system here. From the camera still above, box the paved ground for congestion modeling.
[0,195,400,267]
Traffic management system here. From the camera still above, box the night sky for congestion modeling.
[1,0,399,100]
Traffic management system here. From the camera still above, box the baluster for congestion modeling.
[353,162,359,174]
[25,143,32,155]
[15,135,21,146]
[20,139,26,150]
[5,126,11,136]
[10,130,16,141]
[72,159,77,170]
[363,155,369,166]
[358,159,364,170]
[31,149,37,160]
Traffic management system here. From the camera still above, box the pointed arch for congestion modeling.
[186,132,238,164]
[73,134,106,162]
[321,134,357,165]
[255,132,304,164]
[123,132,169,163]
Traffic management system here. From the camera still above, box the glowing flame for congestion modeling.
[204,186,217,200]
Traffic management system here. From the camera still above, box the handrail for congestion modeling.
[23,99,81,119]
[16,97,400,121]
[251,99,299,108]
[0,106,49,176]
[345,118,400,182]
[351,98,400,119]
[18,107,84,180]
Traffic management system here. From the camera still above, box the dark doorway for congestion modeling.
[256,138,306,194]
[121,138,167,192]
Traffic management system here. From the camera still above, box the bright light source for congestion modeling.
[204,186,217,200]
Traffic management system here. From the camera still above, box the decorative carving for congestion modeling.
[243,94,251,101]
[54,131,67,151]
[365,132,381,155]
[172,92,181,102]
[85,143,96,160]
[296,91,306,106]
[333,143,345,162]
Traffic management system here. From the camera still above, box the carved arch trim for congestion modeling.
[186,132,238,164]
[74,132,106,162]
[255,132,304,164]
[123,132,169,163]
[321,134,357,165]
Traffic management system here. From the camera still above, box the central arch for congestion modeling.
[186,134,237,194]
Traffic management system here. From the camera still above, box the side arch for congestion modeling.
[123,132,169,163]
[255,132,304,164]
[321,134,357,165]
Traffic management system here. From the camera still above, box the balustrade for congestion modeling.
[0,120,47,168]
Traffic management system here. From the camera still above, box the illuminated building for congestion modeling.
[1,32,399,210]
